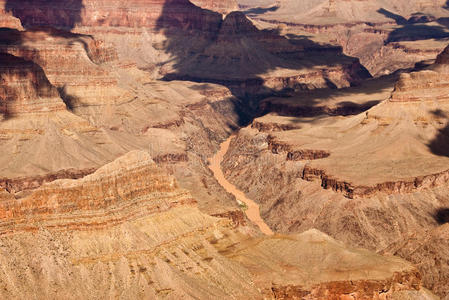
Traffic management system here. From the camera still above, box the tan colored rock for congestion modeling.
[221,45,449,297]
[0,150,433,299]
[239,0,449,76]
[382,223,449,298]
[191,0,238,14]
[0,53,65,116]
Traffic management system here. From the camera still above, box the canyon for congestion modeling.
[0,151,433,298]
[239,0,449,76]
[0,0,449,298]
[221,37,449,300]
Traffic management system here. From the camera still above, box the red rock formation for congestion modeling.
[0,53,65,116]
[267,136,331,160]
[0,151,190,225]
[0,167,97,193]
[302,164,449,199]
[0,151,431,298]
[0,0,223,32]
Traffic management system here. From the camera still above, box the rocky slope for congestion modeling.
[221,44,449,297]
[0,0,446,298]
[0,150,434,299]
[240,0,449,76]
[0,27,245,220]
[2,0,370,94]
[0,0,371,217]
[381,223,449,298]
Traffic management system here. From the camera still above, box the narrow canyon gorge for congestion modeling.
[0,0,449,299]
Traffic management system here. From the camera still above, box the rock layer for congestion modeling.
[240,0,449,76]
[0,53,65,116]
[0,150,432,299]
[221,45,449,297]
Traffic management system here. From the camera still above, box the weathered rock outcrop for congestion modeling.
[0,0,370,100]
[0,0,224,32]
[241,0,449,76]
[220,45,449,297]
[158,6,370,95]
[381,223,449,298]
[0,53,65,116]
[0,28,123,108]
[0,168,96,193]
[0,151,433,298]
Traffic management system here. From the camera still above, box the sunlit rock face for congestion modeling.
[0,1,444,299]
[220,44,449,298]
[191,0,239,14]
[0,0,223,31]
[0,151,432,299]
[238,0,449,76]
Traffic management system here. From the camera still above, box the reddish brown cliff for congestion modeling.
[0,151,430,298]
[0,53,65,116]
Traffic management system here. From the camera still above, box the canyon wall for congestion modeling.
[221,44,449,297]
[0,150,432,298]
[0,53,65,116]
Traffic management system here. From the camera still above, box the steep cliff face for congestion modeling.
[157,8,370,96]
[0,28,123,108]
[0,151,256,299]
[0,0,223,32]
[221,45,449,297]
[0,0,369,206]
[240,0,449,76]
[0,151,432,299]
[391,44,449,103]
[0,1,445,297]
[0,53,65,116]
[0,0,370,96]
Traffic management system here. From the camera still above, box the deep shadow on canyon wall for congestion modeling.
[4,0,83,30]
[154,0,372,124]
[0,1,89,114]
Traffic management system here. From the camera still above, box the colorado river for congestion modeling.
[209,136,273,235]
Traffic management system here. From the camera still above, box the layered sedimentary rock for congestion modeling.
[0,53,65,116]
[221,45,449,297]
[0,150,433,298]
[0,0,370,99]
[0,0,372,225]
[0,0,223,31]
[0,43,247,223]
[0,0,446,298]
[260,74,395,118]
[157,7,370,95]
[240,0,449,76]
[0,28,123,108]
[381,223,449,298]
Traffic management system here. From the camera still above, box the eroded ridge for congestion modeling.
[0,150,432,298]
